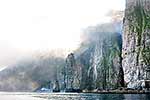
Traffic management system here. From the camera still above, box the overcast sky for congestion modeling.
[0,0,125,67]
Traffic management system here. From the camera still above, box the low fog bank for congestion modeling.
[0,50,65,92]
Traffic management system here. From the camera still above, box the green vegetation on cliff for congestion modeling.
[128,0,150,66]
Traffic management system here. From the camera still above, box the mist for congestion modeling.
[0,0,125,68]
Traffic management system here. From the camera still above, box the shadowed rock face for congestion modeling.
[122,0,150,89]
[74,22,124,90]
[65,53,75,90]
[64,53,81,90]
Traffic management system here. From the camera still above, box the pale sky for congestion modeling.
[0,0,125,67]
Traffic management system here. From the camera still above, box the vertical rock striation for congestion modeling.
[75,22,124,90]
[122,0,150,88]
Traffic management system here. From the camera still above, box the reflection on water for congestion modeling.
[0,92,149,100]
[47,93,150,100]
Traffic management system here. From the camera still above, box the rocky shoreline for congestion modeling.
[82,90,150,94]
[63,87,150,94]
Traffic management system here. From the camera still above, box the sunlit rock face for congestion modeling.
[75,22,124,90]
[122,0,150,89]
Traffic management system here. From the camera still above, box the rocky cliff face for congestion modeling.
[74,22,124,90]
[122,0,150,89]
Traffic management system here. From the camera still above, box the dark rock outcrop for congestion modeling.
[53,80,60,92]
